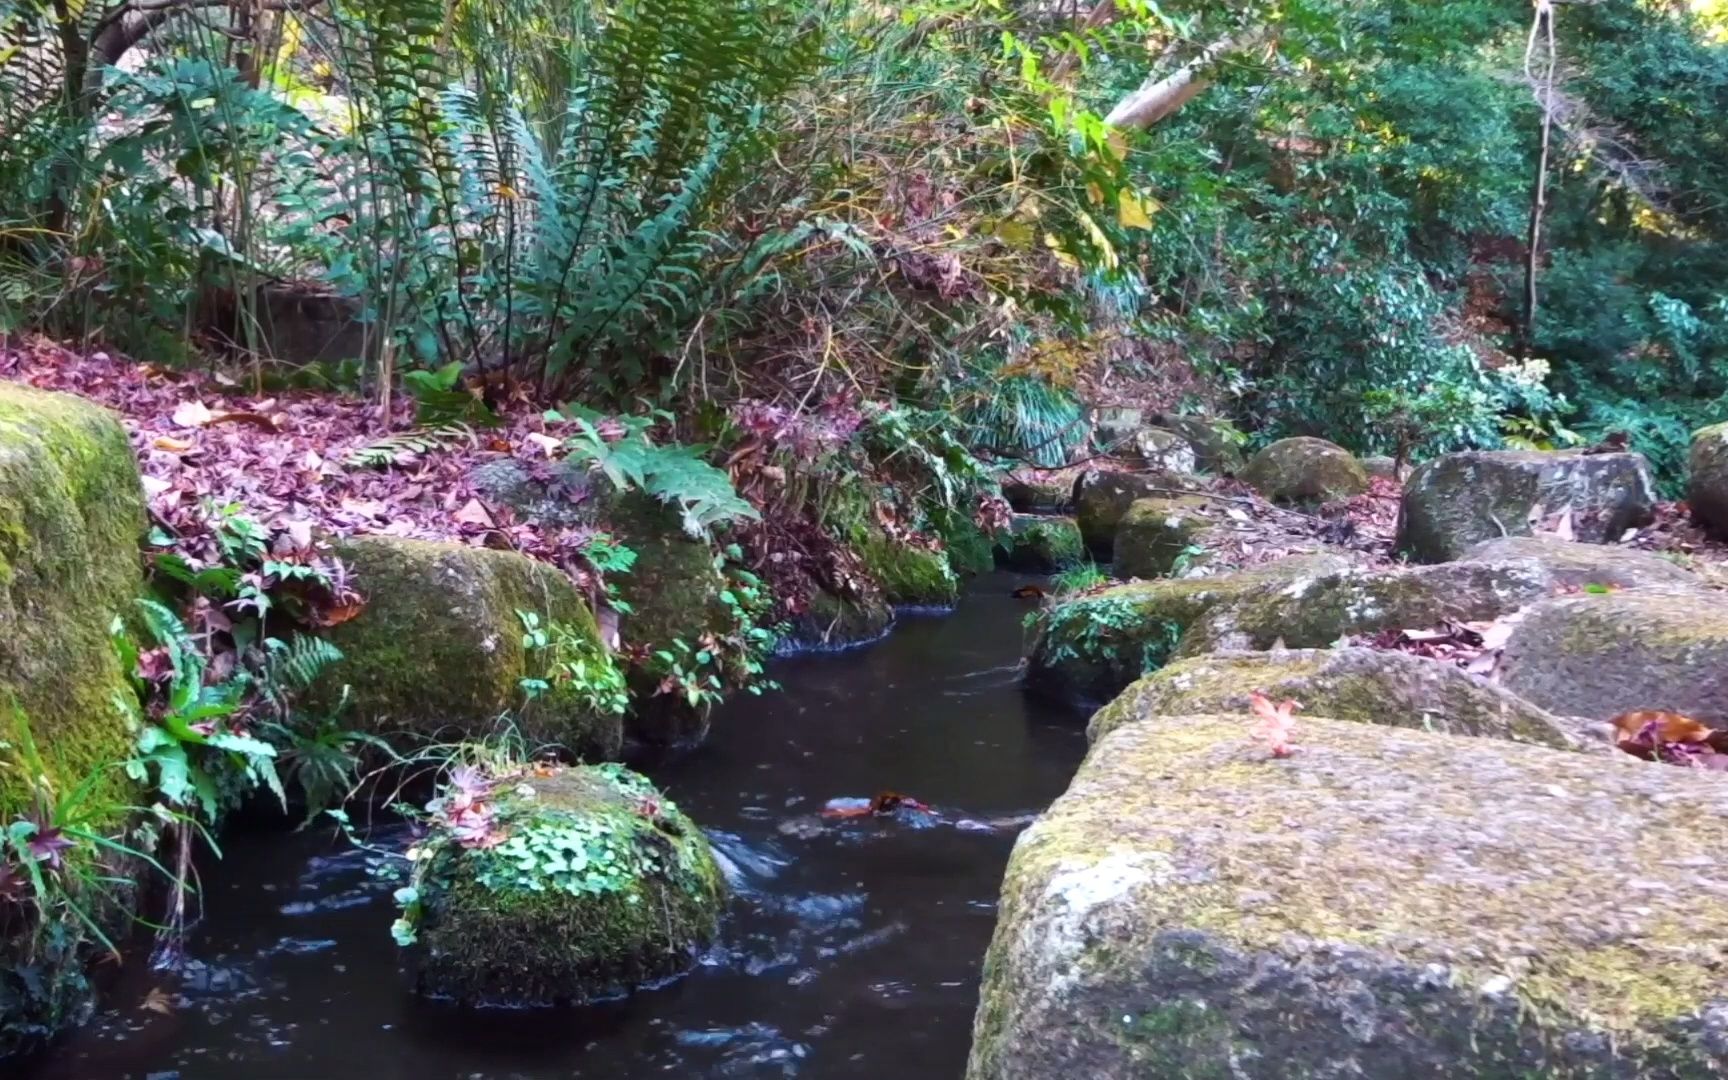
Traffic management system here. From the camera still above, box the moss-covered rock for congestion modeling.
[414,763,724,1006]
[854,529,959,607]
[1130,428,1196,473]
[1687,421,1728,539]
[1088,648,1581,750]
[1153,412,1247,476]
[1499,589,1728,727]
[1240,437,1368,505]
[0,383,147,1057]
[319,537,622,759]
[1461,535,1702,592]
[1003,474,1077,514]
[0,383,147,814]
[1113,496,1218,580]
[970,714,1728,1079]
[997,515,1085,574]
[777,586,894,653]
[1396,450,1658,564]
[1362,454,1401,481]
[1177,559,1555,657]
[1024,554,1353,709]
[1074,469,1204,557]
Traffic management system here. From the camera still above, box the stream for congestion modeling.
[25,571,1086,1080]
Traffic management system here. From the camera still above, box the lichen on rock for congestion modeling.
[411,763,725,1006]
[1461,534,1702,592]
[1239,437,1367,505]
[1177,559,1555,658]
[1129,428,1196,473]
[998,514,1084,574]
[1024,554,1353,709]
[1396,449,1657,563]
[1498,588,1728,727]
[1152,413,1246,476]
[319,536,623,760]
[1088,647,1582,750]
[970,713,1728,1079]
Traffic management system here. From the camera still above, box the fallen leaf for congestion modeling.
[209,410,280,432]
[140,987,174,1015]
[1012,584,1046,599]
[151,434,196,453]
[453,498,495,527]
[171,400,214,427]
[525,432,562,457]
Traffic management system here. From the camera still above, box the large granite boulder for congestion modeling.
[1024,554,1352,708]
[1688,421,1728,539]
[1396,450,1657,564]
[321,537,624,759]
[970,713,1728,1079]
[1460,534,1701,592]
[1153,412,1247,475]
[1074,470,1204,557]
[1176,559,1555,657]
[1090,406,1144,452]
[997,515,1084,574]
[410,763,724,1006]
[0,384,148,1056]
[1002,474,1076,514]
[1087,648,1581,749]
[1240,437,1368,505]
[1498,589,1728,727]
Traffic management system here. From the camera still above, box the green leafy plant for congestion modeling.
[554,410,758,538]
[1050,561,1110,596]
[517,611,630,718]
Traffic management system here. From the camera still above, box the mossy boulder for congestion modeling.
[1129,428,1196,473]
[1153,412,1247,475]
[1177,559,1555,657]
[1461,535,1702,592]
[1113,496,1217,580]
[997,515,1084,574]
[1002,474,1076,514]
[1362,454,1401,481]
[1074,469,1204,557]
[0,384,147,1056]
[1240,437,1367,505]
[1024,554,1353,709]
[1687,421,1728,539]
[853,529,959,607]
[1396,450,1658,564]
[970,713,1728,1079]
[778,586,893,653]
[320,537,623,759]
[0,383,147,817]
[1498,589,1728,727]
[1088,648,1580,750]
[413,763,724,1006]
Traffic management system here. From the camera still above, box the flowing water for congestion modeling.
[26,572,1086,1080]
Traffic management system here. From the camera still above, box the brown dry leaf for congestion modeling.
[151,434,196,453]
[1011,584,1046,599]
[140,987,174,1015]
[209,410,280,432]
[453,498,495,527]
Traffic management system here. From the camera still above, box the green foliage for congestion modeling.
[343,425,478,470]
[1033,596,1182,678]
[554,410,758,538]
[1051,562,1110,597]
[960,369,1087,468]
[517,611,630,718]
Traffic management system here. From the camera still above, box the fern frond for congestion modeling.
[343,424,476,469]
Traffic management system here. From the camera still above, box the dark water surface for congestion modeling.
[28,572,1086,1080]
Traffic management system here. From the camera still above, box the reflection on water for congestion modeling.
[26,573,1086,1080]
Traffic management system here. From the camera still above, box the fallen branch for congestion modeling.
[1105,26,1270,131]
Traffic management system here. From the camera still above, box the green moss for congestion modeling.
[972,713,1728,1078]
[1114,496,1216,580]
[321,537,621,759]
[0,384,146,820]
[998,515,1084,573]
[1025,554,1352,707]
[782,586,893,652]
[415,764,724,1005]
[854,529,959,607]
